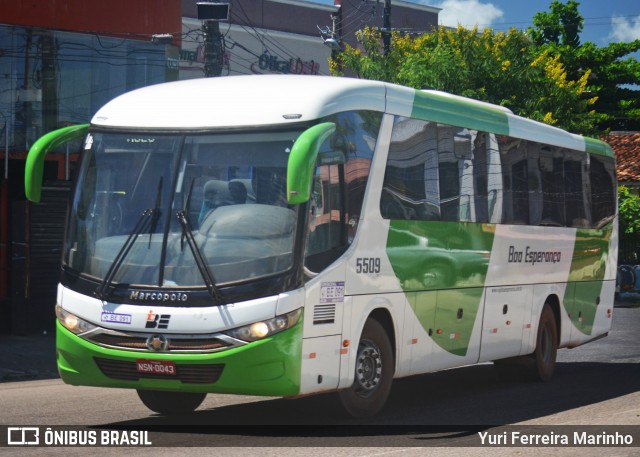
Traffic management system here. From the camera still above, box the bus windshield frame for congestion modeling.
[64,127,309,304]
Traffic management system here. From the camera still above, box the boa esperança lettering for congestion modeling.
[508,245,562,266]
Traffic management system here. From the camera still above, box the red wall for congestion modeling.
[4,0,181,44]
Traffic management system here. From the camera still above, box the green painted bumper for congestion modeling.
[56,320,302,396]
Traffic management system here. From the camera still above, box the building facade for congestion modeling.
[0,0,182,333]
[0,0,439,333]
[179,0,440,78]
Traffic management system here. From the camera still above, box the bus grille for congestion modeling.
[87,333,233,352]
[94,358,225,384]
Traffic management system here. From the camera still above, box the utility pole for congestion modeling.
[382,0,391,55]
[197,2,229,77]
[40,31,58,133]
[203,20,223,77]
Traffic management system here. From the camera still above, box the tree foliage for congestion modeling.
[530,0,583,48]
[329,0,640,134]
[618,186,640,237]
[529,1,640,132]
[331,25,598,134]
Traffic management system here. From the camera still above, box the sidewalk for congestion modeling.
[0,332,58,382]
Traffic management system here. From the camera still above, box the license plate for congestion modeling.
[136,359,176,376]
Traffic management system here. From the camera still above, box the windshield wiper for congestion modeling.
[180,178,195,252]
[175,205,225,304]
[95,178,163,301]
[148,177,163,248]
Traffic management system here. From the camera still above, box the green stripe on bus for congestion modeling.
[584,137,615,158]
[563,226,612,335]
[386,220,495,356]
[411,91,510,135]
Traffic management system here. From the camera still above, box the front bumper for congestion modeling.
[56,320,302,396]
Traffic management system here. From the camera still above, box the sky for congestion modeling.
[307,0,640,46]
[424,0,640,46]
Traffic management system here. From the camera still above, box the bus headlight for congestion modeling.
[55,304,97,335]
[224,308,302,342]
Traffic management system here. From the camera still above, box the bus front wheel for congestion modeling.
[137,390,206,415]
[339,318,394,418]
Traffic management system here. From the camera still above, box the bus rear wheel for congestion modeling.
[529,304,558,381]
[137,390,206,415]
[339,318,394,418]
[494,303,558,382]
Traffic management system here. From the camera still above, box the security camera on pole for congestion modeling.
[197,2,230,77]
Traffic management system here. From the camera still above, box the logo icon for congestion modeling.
[7,427,40,446]
[145,310,171,329]
[145,334,169,352]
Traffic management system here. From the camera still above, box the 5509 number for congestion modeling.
[355,257,381,274]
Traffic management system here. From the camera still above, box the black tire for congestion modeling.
[137,390,206,415]
[339,318,394,418]
[530,304,558,381]
[494,304,558,382]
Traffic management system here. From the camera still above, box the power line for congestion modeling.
[230,0,330,75]
[456,14,640,33]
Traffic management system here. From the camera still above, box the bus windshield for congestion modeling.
[65,129,302,289]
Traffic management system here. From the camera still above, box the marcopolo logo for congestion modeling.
[129,290,188,303]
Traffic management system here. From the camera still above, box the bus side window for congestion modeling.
[589,155,616,228]
[499,137,529,225]
[383,119,498,224]
[305,162,346,273]
[538,146,565,227]
[305,110,379,274]
[382,118,440,221]
[564,151,591,228]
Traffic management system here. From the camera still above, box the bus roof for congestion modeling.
[90,75,613,158]
[91,75,389,129]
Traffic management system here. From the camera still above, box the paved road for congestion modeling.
[1,304,639,456]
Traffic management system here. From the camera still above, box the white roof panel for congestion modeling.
[91,75,387,129]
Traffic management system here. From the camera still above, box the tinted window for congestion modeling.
[590,155,616,228]
[305,111,381,273]
[383,118,500,222]
[382,118,616,229]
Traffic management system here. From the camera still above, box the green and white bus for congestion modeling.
[25,75,617,417]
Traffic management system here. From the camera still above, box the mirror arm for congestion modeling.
[286,122,336,204]
[25,124,89,202]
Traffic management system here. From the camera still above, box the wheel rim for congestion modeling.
[353,339,383,398]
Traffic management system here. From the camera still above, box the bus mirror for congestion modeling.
[287,122,336,205]
[25,124,89,203]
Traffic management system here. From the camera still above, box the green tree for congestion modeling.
[331,26,599,134]
[530,1,640,131]
[618,186,640,262]
[530,0,583,48]
[618,186,640,236]
[330,1,640,134]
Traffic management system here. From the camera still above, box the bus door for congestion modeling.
[299,151,349,394]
